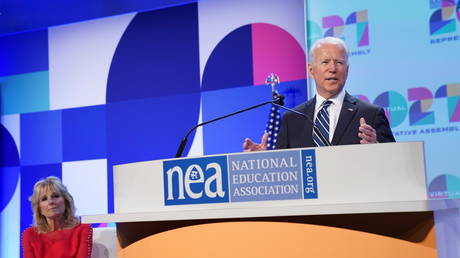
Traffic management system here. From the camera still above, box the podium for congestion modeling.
[82,142,444,257]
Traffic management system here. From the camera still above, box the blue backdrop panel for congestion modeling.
[0,124,20,213]
[0,166,20,213]
[20,111,62,166]
[62,105,107,162]
[202,80,307,155]
[0,0,197,36]
[106,93,200,165]
[0,125,19,167]
[0,30,48,77]
[202,85,271,155]
[279,80,309,110]
[106,3,200,103]
[201,24,254,91]
[0,71,50,115]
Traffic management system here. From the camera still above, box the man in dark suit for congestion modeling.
[243,37,395,151]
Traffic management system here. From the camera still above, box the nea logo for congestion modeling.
[163,156,229,205]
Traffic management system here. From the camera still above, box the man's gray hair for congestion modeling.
[308,37,349,64]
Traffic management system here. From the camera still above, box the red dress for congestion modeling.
[22,223,93,258]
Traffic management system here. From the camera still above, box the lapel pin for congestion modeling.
[348,108,354,112]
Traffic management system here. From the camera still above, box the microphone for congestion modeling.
[175,95,285,158]
[271,98,331,147]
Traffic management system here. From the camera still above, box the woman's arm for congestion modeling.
[76,224,93,258]
[22,228,37,258]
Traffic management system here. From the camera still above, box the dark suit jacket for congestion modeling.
[275,92,395,149]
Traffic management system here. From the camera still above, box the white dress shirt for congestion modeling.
[313,89,346,142]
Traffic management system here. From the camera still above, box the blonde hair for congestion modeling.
[29,176,79,233]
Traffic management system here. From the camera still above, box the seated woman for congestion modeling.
[22,176,93,258]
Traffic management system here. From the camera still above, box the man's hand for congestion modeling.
[359,117,377,144]
[243,133,269,152]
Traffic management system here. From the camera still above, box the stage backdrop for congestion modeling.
[0,0,307,257]
[305,0,460,257]
[306,0,460,198]
[1,0,460,257]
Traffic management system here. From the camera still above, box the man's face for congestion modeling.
[308,43,348,99]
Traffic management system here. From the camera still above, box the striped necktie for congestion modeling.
[313,100,332,147]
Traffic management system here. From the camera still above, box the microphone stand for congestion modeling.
[175,96,285,158]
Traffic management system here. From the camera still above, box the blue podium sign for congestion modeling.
[163,155,229,206]
[163,149,318,206]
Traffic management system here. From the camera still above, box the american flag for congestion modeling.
[265,91,282,150]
